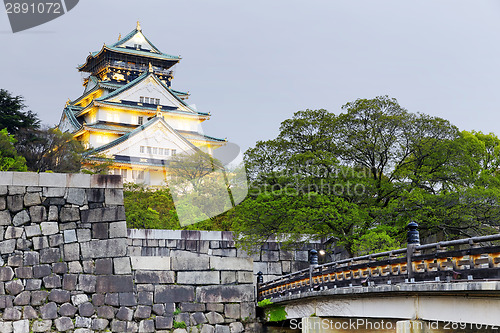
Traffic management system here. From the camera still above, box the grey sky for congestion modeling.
[1,0,500,152]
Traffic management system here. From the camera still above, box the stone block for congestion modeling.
[136,271,175,284]
[113,257,131,274]
[71,294,89,307]
[215,325,230,333]
[116,306,134,321]
[90,174,122,188]
[295,250,308,261]
[23,192,41,206]
[206,312,224,325]
[60,207,80,222]
[77,228,91,242]
[95,258,113,275]
[32,236,48,250]
[8,185,27,195]
[7,195,23,213]
[97,305,116,319]
[229,322,244,333]
[16,238,32,250]
[43,274,62,289]
[59,302,77,317]
[86,188,105,203]
[49,289,71,304]
[225,304,240,319]
[63,229,77,243]
[92,222,109,239]
[25,279,42,291]
[7,254,22,266]
[40,222,59,236]
[29,206,46,223]
[75,316,92,328]
[96,275,133,293]
[130,256,170,270]
[13,291,30,305]
[0,172,13,186]
[119,292,137,306]
[39,173,66,187]
[237,271,254,284]
[40,302,58,319]
[0,239,16,254]
[196,284,254,303]
[134,305,152,319]
[180,302,205,312]
[105,188,124,205]
[139,319,155,333]
[210,257,253,271]
[191,312,208,325]
[40,247,61,263]
[63,243,80,261]
[42,186,66,197]
[59,222,76,231]
[66,173,91,188]
[5,226,23,239]
[156,316,173,330]
[48,234,63,247]
[137,291,153,305]
[80,238,127,258]
[109,221,127,238]
[5,280,24,295]
[0,210,11,226]
[63,274,78,291]
[211,248,237,257]
[0,266,14,281]
[47,206,58,221]
[80,206,126,223]
[12,210,30,226]
[103,293,118,306]
[32,320,52,332]
[3,307,21,320]
[175,312,190,326]
[155,285,195,303]
[33,264,51,279]
[261,250,280,262]
[78,274,97,293]
[92,318,109,331]
[51,262,67,274]
[220,271,236,284]
[55,317,74,332]
[267,262,282,275]
[171,255,210,271]
[0,197,4,210]
[13,319,29,333]
[253,261,268,275]
[14,267,32,279]
[78,302,95,317]
[25,225,41,238]
[31,291,49,306]
[66,188,87,206]
[178,271,219,285]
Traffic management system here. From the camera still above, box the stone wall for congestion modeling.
[127,229,322,282]
[0,171,328,333]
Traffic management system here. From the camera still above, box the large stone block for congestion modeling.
[55,317,75,332]
[210,257,253,271]
[0,266,14,281]
[0,172,13,186]
[135,271,175,284]
[90,174,122,188]
[40,222,59,236]
[67,173,91,188]
[23,192,41,206]
[25,225,41,238]
[31,320,52,332]
[96,275,134,293]
[130,256,170,270]
[105,188,124,205]
[40,302,58,319]
[40,248,61,263]
[63,243,80,261]
[0,239,16,254]
[80,239,127,258]
[224,303,240,319]
[196,285,254,303]
[109,221,127,238]
[0,210,11,226]
[60,207,80,222]
[39,173,66,187]
[42,186,66,198]
[113,257,132,275]
[7,195,23,213]
[5,226,23,239]
[80,206,126,223]
[12,210,30,226]
[171,255,209,271]
[29,206,46,223]
[66,188,87,206]
[155,285,195,303]
[78,274,97,293]
[177,271,219,285]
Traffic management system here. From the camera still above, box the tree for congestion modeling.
[0,89,40,134]
[0,129,27,171]
[15,127,84,173]
[238,96,500,255]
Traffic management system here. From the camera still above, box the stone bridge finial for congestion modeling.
[407,222,420,245]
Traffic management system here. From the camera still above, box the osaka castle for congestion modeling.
[58,22,226,185]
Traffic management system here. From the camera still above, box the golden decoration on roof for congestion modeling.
[136,21,142,31]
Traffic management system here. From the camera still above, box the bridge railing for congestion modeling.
[257,228,500,301]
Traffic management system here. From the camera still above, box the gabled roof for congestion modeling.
[111,23,162,54]
[85,116,198,156]
[95,70,207,115]
[177,130,226,143]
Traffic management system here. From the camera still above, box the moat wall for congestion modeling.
[0,171,325,333]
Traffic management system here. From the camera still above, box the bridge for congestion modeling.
[256,224,500,332]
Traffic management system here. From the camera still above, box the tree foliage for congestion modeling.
[0,129,27,171]
[0,89,40,133]
[237,96,500,255]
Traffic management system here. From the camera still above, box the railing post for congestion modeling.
[256,271,263,300]
[406,222,420,282]
[309,249,318,288]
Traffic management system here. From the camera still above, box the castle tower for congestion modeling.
[58,23,226,185]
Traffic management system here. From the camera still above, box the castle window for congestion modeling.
[153,147,158,154]
[171,149,176,156]
[121,169,128,178]
[155,98,160,105]
[140,96,144,103]
[140,146,145,153]
[138,117,143,125]
[144,97,150,104]
[164,149,170,156]
[147,147,152,154]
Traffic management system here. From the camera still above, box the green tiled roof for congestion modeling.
[96,71,149,102]
[177,130,226,143]
[85,122,136,133]
[63,106,83,130]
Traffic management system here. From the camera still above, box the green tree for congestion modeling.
[0,89,40,133]
[0,128,27,171]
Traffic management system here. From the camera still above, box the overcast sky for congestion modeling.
[1,0,500,152]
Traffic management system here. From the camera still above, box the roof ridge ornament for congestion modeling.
[148,62,153,73]
[118,33,121,41]
[136,21,142,31]
[156,105,163,118]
